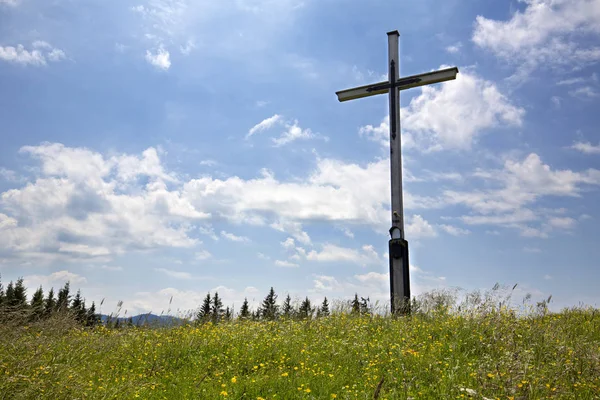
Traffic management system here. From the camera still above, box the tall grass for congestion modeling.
[1,287,599,399]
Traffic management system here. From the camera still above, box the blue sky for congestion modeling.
[1,0,599,315]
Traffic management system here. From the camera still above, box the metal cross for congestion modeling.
[335,31,458,314]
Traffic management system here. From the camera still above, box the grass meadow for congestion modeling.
[1,288,599,399]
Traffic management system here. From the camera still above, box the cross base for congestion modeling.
[389,237,410,315]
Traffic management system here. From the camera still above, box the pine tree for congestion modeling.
[5,281,15,308]
[251,309,260,321]
[351,293,361,314]
[282,294,293,319]
[298,297,313,319]
[261,287,279,320]
[44,288,56,317]
[86,302,100,326]
[239,298,250,320]
[224,306,232,321]
[211,292,224,323]
[0,274,5,307]
[197,293,212,323]
[320,297,330,317]
[30,286,45,320]
[56,282,71,312]
[13,278,27,309]
[71,290,87,323]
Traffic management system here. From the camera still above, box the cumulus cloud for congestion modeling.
[0,42,66,66]
[445,42,462,54]
[443,153,600,236]
[154,267,196,279]
[274,259,299,268]
[220,231,250,242]
[145,46,171,70]
[360,70,524,151]
[571,141,600,154]
[472,0,600,81]
[306,243,380,267]
[23,270,87,290]
[439,224,471,236]
[405,215,437,239]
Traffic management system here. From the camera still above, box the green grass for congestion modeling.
[1,302,599,399]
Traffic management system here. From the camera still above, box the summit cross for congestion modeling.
[335,30,458,314]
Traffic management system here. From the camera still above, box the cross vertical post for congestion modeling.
[335,31,458,316]
[387,30,409,315]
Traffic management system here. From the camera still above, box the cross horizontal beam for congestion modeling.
[335,66,458,102]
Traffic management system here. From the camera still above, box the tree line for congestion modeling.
[0,275,100,326]
[195,286,372,323]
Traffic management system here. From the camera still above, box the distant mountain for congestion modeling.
[100,313,187,326]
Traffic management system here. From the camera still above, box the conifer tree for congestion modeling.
[211,292,224,323]
[224,306,232,321]
[71,290,87,323]
[239,298,250,319]
[13,278,27,309]
[0,274,5,307]
[56,281,71,312]
[251,309,260,321]
[30,286,45,320]
[320,297,330,317]
[282,294,293,319]
[197,293,211,323]
[5,281,15,308]
[298,297,313,319]
[351,293,361,314]
[261,287,279,320]
[86,302,100,326]
[44,288,56,317]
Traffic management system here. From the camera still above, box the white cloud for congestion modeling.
[272,120,315,146]
[0,0,20,5]
[360,70,524,151]
[445,42,462,54]
[557,77,586,85]
[220,231,250,242]
[0,45,46,66]
[154,267,194,279]
[548,216,577,229]
[0,143,204,262]
[274,259,299,268]
[472,0,600,80]
[271,219,311,245]
[47,49,66,62]
[23,270,87,290]
[306,243,380,266]
[569,86,599,98]
[145,46,171,70]
[246,115,321,146]
[443,153,599,236]
[405,215,437,239]
[439,224,471,236]
[400,69,525,151]
[0,42,66,66]
[571,141,600,154]
[195,250,212,260]
[246,114,282,139]
[544,274,553,280]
